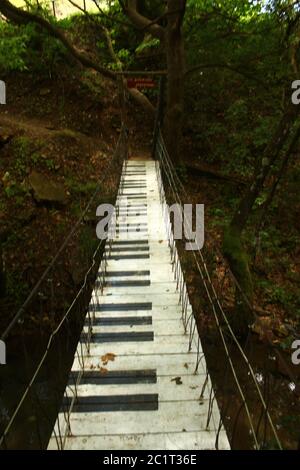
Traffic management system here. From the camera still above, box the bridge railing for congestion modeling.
[0,126,128,450]
[153,128,293,450]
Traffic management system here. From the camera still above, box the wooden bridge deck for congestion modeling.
[48,160,230,450]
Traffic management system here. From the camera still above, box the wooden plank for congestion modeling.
[71,353,202,377]
[87,335,197,356]
[69,375,209,402]
[69,369,157,385]
[49,430,229,450]
[82,331,154,343]
[102,283,177,295]
[55,401,217,436]
[90,316,153,326]
[62,394,159,412]
[84,319,187,335]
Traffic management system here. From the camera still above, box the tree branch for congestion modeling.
[0,0,115,79]
[0,0,156,115]
[121,0,165,40]
[91,0,133,28]
[127,87,155,114]
[185,62,269,89]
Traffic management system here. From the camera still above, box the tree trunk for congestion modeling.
[121,1,187,163]
[223,100,299,336]
[165,0,186,166]
[223,225,254,337]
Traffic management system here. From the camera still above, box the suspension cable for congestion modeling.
[0,126,128,448]
[155,129,283,450]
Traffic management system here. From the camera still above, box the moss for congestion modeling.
[223,224,254,335]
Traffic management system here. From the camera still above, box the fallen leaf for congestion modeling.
[101,352,116,365]
[171,376,183,385]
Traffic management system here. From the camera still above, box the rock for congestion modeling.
[28,171,67,205]
[57,129,80,141]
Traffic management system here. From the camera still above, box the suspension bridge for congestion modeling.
[47,155,229,450]
[0,123,287,450]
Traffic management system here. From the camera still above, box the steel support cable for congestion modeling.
[1,126,127,341]
[158,129,270,343]
[161,139,283,449]
[155,131,283,449]
[158,128,271,321]
[156,135,280,448]
[156,155,190,330]
[56,151,129,449]
[0,128,128,448]
[203,240,299,391]
[156,141,258,443]
[159,138,282,448]
[157,152,259,447]
[197,252,283,448]
[157,130,186,194]
[158,155,193,328]
[0,239,104,447]
[157,134,280,448]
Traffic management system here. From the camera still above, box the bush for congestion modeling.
[0,4,68,74]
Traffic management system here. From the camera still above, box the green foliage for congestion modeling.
[255,275,300,319]
[12,136,46,176]
[0,5,67,73]
[0,23,29,71]
[66,178,98,196]
[81,70,105,97]
[13,136,32,159]
[44,158,56,171]
[135,37,160,54]
[184,0,285,177]
[4,182,23,199]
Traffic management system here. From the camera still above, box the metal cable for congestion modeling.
[155,130,283,450]
[0,127,128,448]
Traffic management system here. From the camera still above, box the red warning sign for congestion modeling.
[127,78,155,89]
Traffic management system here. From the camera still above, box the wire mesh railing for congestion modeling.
[153,128,294,450]
[0,126,128,450]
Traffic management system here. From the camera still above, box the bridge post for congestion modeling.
[152,76,166,159]
[0,340,6,365]
[0,80,6,104]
